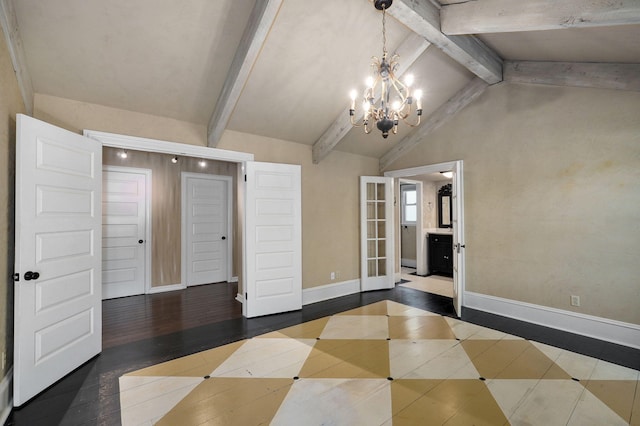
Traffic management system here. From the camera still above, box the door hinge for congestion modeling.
[13,273,19,282]
[244,174,247,182]
[245,292,247,299]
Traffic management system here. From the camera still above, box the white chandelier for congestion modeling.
[349,0,422,138]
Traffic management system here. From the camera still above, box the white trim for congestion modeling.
[83,130,254,163]
[465,291,640,350]
[103,166,153,296]
[147,283,186,294]
[302,279,360,306]
[236,293,244,304]
[229,276,238,283]
[181,173,233,287]
[0,367,12,426]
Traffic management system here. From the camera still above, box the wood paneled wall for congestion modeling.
[103,147,237,287]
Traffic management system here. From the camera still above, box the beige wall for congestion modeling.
[387,83,640,325]
[34,93,206,146]
[0,27,25,377]
[103,147,238,287]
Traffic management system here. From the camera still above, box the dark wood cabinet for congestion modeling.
[428,233,453,276]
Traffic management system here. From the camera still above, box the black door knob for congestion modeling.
[221,236,226,240]
[138,240,144,244]
[24,271,39,280]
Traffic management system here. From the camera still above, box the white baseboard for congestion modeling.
[0,368,12,425]
[235,293,244,304]
[147,283,186,294]
[465,291,640,350]
[229,276,238,283]
[303,279,360,306]
[401,258,416,268]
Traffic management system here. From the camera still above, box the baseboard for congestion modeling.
[465,291,640,350]
[229,276,238,283]
[0,367,12,425]
[235,293,244,303]
[147,283,186,294]
[303,279,360,306]
[401,258,416,268]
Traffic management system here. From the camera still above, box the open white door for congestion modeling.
[244,162,301,318]
[451,164,464,316]
[14,114,102,406]
[13,115,102,406]
[360,176,395,291]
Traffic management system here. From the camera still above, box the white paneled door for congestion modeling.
[14,114,102,406]
[244,162,301,318]
[360,176,395,291]
[182,173,229,286]
[102,167,149,299]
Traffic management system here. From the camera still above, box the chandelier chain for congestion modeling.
[382,6,387,57]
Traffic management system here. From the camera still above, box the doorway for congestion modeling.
[385,161,465,316]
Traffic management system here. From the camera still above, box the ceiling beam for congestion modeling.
[207,0,283,147]
[389,0,503,84]
[504,61,640,92]
[0,0,34,115]
[379,77,488,172]
[312,33,431,164]
[441,0,640,35]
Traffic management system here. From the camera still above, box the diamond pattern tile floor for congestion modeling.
[120,300,640,425]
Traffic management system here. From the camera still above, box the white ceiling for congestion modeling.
[8,0,640,162]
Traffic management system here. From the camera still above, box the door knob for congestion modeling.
[221,236,226,240]
[24,271,40,281]
[138,240,144,244]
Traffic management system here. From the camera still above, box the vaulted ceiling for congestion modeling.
[2,0,639,170]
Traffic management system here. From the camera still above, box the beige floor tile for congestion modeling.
[119,376,203,425]
[496,343,571,380]
[337,300,389,316]
[444,317,514,340]
[631,382,640,426]
[584,380,638,423]
[531,341,598,380]
[568,384,629,426]
[591,359,640,381]
[299,339,390,379]
[485,379,540,420]
[259,316,330,339]
[462,339,532,379]
[389,340,459,378]
[394,379,508,426]
[389,315,457,340]
[155,377,293,426]
[124,340,245,378]
[272,378,392,425]
[320,314,389,339]
[211,337,316,378]
[507,379,585,425]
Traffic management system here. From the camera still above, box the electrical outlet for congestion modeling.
[570,295,580,307]
[330,272,336,280]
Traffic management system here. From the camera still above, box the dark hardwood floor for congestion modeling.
[6,282,640,425]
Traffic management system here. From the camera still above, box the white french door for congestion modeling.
[14,114,102,406]
[360,176,395,291]
[244,162,302,318]
[102,167,149,299]
[451,164,464,316]
[182,173,230,286]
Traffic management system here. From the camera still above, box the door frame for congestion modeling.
[385,160,465,314]
[181,172,233,286]
[102,165,153,296]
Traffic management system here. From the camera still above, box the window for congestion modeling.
[401,184,417,225]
